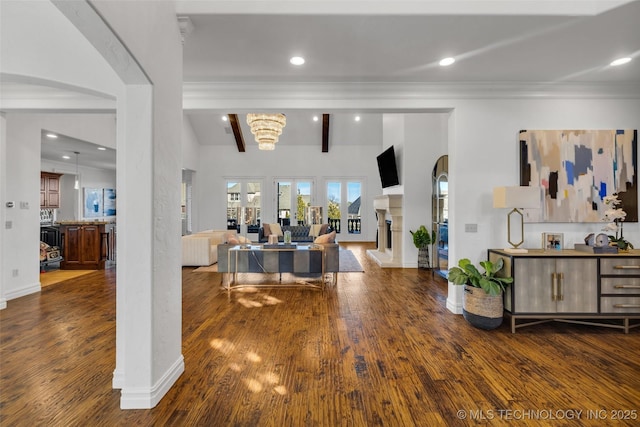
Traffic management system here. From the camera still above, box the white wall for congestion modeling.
[1,0,184,409]
[0,1,122,304]
[41,158,116,221]
[195,143,382,239]
[3,115,43,300]
[402,113,449,268]
[449,98,640,273]
[182,114,200,171]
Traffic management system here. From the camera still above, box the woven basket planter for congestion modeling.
[462,284,504,330]
[417,247,431,269]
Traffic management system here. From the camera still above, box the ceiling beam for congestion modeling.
[228,114,245,152]
[322,114,330,152]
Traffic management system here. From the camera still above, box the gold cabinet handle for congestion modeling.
[558,272,564,301]
[613,304,640,308]
[614,285,640,289]
[613,265,640,270]
[551,272,557,301]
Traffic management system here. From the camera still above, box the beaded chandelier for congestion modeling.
[246,113,286,150]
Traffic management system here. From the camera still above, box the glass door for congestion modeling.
[275,179,313,226]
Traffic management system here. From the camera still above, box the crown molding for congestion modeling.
[176,0,631,16]
[183,81,640,111]
[0,78,116,113]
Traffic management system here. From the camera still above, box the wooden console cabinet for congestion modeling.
[40,172,62,208]
[489,249,640,333]
[59,222,114,270]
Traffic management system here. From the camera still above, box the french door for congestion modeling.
[274,179,314,226]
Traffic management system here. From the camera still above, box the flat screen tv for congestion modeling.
[376,145,400,188]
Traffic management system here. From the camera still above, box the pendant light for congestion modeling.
[74,151,80,190]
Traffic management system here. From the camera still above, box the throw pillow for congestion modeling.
[238,235,251,244]
[314,230,336,244]
[227,237,240,244]
[319,223,329,235]
[263,223,271,236]
[223,231,237,243]
[308,224,323,237]
[270,223,283,236]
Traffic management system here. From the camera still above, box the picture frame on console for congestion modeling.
[542,232,563,251]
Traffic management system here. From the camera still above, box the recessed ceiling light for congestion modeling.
[355,116,361,122]
[97,147,106,151]
[62,155,70,160]
[46,133,58,139]
[610,57,632,66]
[313,116,319,122]
[439,57,455,66]
[290,56,305,66]
[222,115,228,121]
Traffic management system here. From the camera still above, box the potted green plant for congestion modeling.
[448,258,513,330]
[410,225,435,269]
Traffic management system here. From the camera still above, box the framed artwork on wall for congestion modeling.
[542,232,564,251]
[520,129,637,223]
[83,188,103,218]
[103,188,116,216]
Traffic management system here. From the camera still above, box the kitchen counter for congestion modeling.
[58,222,116,270]
[56,220,115,225]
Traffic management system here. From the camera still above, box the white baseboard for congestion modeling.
[446,297,463,315]
[112,368,125,390]
[5,282,41,301]
[120,354,185,409]
[0,298,7,310]
[447,282,463,314]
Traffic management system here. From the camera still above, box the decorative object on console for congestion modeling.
[602,193,634,250]
[246,113,286,150]
[575,232,619,254]
[541,232,563,250]
[493,186,541,253]
[409,225,435,269]
[519,129,637,223]
[448,258,513,330]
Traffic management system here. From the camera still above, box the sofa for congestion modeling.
[258,223,332,243]
[182,229,250,266]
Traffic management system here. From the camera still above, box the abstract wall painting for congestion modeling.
[520,129,637,223]
[83,188,103,218]
[103,188,116,216]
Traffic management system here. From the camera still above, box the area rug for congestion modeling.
[338,249,364,272]
[40,270,94,288]
[193,248,364,273]
[193,264,218,272]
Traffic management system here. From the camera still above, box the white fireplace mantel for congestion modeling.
[367,194,403,268]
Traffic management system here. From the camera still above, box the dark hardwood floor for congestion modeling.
[1,242,639,426]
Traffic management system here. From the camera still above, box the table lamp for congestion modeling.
[493,186,541,253]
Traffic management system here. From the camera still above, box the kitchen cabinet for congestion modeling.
[489,249,640,333]
[40,172,62,208]
[59,222,114,270]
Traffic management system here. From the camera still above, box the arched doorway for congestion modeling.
[432,155,448,278]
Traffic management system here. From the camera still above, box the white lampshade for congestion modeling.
[493,186,541,209]
[493,186,541,253]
